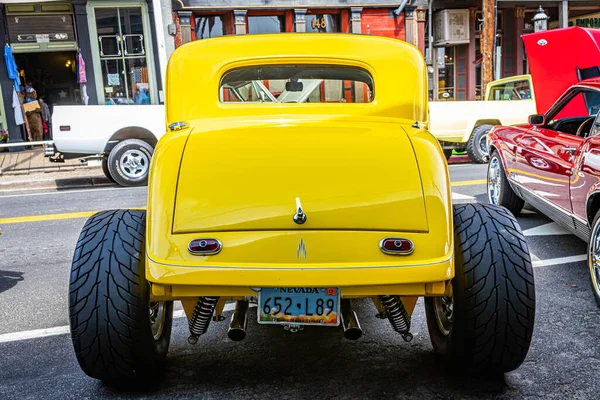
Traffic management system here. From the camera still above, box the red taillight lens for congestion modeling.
[59,126,71,131]
[188,239,222,255]
[380,238,414,255]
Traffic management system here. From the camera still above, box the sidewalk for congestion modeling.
[0,149,94,175]
[0,149,110,193]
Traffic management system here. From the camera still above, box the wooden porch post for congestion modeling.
[481,0,495,93]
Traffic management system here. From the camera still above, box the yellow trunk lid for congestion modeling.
[172,120,427,233]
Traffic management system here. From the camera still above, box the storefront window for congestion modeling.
[304,14,340,33]
[247,16,284,34]
[95,7,152,105]
[195,15,226,39]
[437,47,455,101]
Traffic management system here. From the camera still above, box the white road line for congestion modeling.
[533,254,587,268]
[0,302,240,344]
[0,186,145,199]
[452,192,475,201]
[0,326,70,344]
[523,222,572,237]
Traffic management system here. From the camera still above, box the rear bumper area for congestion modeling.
[146,230,453,299]
[147,255,453,299]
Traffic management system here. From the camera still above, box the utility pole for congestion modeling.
[481,0,495,94]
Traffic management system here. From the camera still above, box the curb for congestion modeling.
[0,175,114,194]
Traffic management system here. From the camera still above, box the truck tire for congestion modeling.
[108,139,154,187]
[69,209,173,386]
[425,203,535,374]
[101,157,116,184]
[443,148,453,161]
[467,124,493,164]
[487,150,524,215]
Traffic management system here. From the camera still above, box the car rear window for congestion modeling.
[219,65,374,104]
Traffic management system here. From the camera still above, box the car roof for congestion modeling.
[165,33,427,125]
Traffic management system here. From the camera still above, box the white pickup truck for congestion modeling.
[49,81,321,186]
[49,105,166,186]
[429,75,537,163]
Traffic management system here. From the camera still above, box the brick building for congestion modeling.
[162,1,600,103]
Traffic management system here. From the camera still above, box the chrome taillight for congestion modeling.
[188,239,222,255]
[379,238,414,255]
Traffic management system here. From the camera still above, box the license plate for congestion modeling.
[257,287,340,326]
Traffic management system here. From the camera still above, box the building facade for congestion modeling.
[0,0,165,146]
[428,1,600,101]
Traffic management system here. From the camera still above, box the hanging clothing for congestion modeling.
[12,88,24,126]
[80,83,89,105]
[4,44,20,90]
[38,98,50,122]
[77,52,87,83]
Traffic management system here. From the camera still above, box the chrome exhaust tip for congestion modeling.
[340,299,362,340]
[227,300,249,341]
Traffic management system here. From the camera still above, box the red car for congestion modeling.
[487,77,600,306]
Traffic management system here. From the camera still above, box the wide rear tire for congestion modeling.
[425,203,535,374]
[68,209,173,387]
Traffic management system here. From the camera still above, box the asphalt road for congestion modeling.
[1,163,599,399]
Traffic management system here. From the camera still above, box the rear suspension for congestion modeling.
[188,296,219,345]
[379,295,413,342]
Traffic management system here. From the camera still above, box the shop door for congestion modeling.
[95,7,151,105]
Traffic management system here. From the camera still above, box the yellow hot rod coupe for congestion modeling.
[68,34,536,385]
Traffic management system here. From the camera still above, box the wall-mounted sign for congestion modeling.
[549,12,600,29]
[36,34,49,43]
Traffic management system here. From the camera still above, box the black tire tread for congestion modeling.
[69,209,171,384]
[453,203,535,372]
[426,203,535,374]
[101,157,116,184]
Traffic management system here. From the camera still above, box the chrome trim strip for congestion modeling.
[147,251,453,271]
[379,238,415,255]
[512,181,588,225]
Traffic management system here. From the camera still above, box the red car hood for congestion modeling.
[524,27,600,117]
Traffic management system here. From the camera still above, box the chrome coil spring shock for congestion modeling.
[187,296,219,345]
[379,295,413,342]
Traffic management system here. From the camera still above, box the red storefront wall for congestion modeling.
[361,8,406,40]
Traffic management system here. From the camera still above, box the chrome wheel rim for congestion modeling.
[488,156,502,205]
[479,133,489,157]
[149,301,166,341]
[119,149,149,179]
[589,221,600,300]
[433,296,453,336]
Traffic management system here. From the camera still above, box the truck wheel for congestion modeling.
[587,210,600,307]
[424,203,535,374]
[467,124,493,164]
[101,157,116,184]
[487,150,524,215]
[69,209,173,386]
[443,148,453,161]
[108,139,153,187]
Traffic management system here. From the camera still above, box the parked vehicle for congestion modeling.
[432,27,600,164]
[429,75,536,163]
[67,33,535,387]
[50,105,165,186]
[486,26,600,306]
